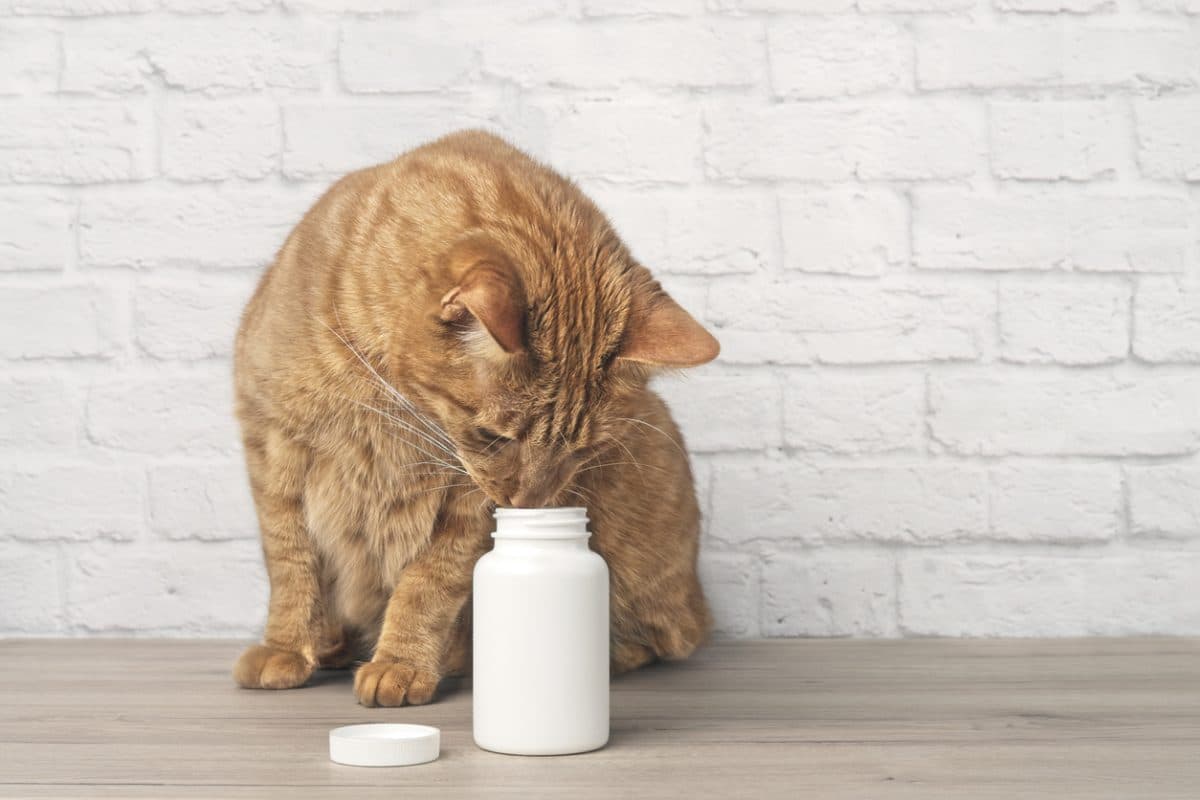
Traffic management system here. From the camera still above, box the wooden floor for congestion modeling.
[1,639,1198,799]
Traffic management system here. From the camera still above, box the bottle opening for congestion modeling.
[493,506,589,538]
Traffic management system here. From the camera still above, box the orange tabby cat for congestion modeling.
[232,130,719,707]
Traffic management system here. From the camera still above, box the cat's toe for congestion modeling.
[354,660,441,707]
[233,644,314,690]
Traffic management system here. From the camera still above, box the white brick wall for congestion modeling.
[2,0,1199,640]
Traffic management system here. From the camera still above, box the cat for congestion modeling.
[232,130,719,707]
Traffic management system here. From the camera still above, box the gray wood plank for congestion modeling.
[1,638,1198,799]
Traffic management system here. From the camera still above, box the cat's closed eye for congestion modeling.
[474,427,512,445]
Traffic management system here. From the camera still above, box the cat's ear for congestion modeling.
[439,262,526,354]
[618,288,719,368]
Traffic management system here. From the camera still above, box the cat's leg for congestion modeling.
[611,639,655,673]
[599,506,713,673]
[353,519,489,707]
[609,567,711,671]
[439,600,472,678]
[610,563,711,672]
[639,566,711,662]
[233,425,323,690]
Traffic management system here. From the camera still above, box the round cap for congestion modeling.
[329,724,440,767]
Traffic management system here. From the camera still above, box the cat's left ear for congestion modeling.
[439,261,526,354]
[618,288,720,368]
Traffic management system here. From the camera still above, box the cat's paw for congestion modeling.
[354,659,440,707]
[233,644,314,690]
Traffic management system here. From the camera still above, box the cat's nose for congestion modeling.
[507,487,543,509]
[508,455,573,508]
[508,480,559,509]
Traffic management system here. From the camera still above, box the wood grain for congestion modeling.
[1,638,1198,799]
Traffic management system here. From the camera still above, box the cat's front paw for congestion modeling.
[233,644,314,690]
[354,659,440,707]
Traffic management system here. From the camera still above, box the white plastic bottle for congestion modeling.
[472,507,610,755]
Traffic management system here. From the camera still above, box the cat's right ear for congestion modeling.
[617,286,719,368]
[439,262,527,355]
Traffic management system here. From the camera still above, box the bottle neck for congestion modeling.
[491,536,591,553]
[492,507,590,546]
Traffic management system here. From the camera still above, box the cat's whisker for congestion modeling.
[347,400,469,475]
[350,397,461,460]
[615,417,687,458]
[575,460,666,475]
[379,385,457,450]
[608,434,645,474]
[575,448,605,471]
[397,471,469,480]
[399,462,470,474]
[321,313,458,451]
[563,487,592,506]
[408,481,480,497]
[479,434,510,455]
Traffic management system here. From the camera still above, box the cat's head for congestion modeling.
[424,232,719,508]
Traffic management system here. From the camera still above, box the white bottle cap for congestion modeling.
[329,724,440,767]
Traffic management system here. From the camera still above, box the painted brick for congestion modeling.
[79,185,320,269]
[483,19,762,90]
[899,552,1200,636]
[858,0,971,9]
[66,540,267,634]
[149,462,257,541]
[162,0,275,10]
[1139,0,1200,11]
[62,17,327,94]
[0,191,71,271]
[783,373,924,454]
[162,98,281,182]
[918,24,1199,90]
[86,373,241,455]
[538,101,702,183]
[655,372,781,452]
[779,188,907,276]
[707,278,992,365]
[0,101,153,184]
[588,186,775,275]
[763,551,897,637]
[930,372,1200,456]
[584,0,702,13]
[989,466,1122,542]
[135,276,256,360]
[282,101,501,180]
[711,0,853,9]
[917,23,1062,90]
[0,542,62,633]
[913,188,1192,273]
[998,282,1130,365]
[990,100,1125,181]
[0,24,58,93]
[698,551,760,637]
[705,99,982,181]
[0,0,152,12]
[1135,97,1200,181]
[0,285,123,359]
[0,377,80,449]
[340,19,476,93]
[710,458,987,545]
[996,0,1112,11]
[1064,28,1200,89]
[284,0,434,10]
[0,465,143,541]
[1127,465,1200,539]
[1134,278,1200,363]
[769,19,911,99]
